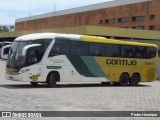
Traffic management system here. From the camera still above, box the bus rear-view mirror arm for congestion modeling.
[22,44,41,56]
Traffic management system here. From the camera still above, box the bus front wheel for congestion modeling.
[119,74,129,86]
[47,72,57,88]
[129,74,140,86]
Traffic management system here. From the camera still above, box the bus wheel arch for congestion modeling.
[119,72,130,86]
[46,71,60,88]
[129,73,140,86]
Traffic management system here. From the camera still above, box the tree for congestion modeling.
[0,29,3,32]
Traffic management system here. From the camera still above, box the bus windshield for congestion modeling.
[7,41,31,69]
[6,39,52,70]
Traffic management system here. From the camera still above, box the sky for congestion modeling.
[0,0,113,25]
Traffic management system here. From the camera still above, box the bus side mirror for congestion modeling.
[22,44,41,56]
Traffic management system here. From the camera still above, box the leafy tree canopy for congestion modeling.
[0,29,3,32]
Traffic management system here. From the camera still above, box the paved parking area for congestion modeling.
[0,59,160,119]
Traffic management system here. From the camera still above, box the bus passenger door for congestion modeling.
[25,46,43,82]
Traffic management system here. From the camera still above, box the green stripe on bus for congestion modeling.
[47,66,62,69]
[80,56,107,77]
[66,55,95,77]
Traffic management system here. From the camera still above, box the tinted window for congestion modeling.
[4,47,10,54]
[49,40,70,57]
[105,19,116,24]
[147,47,156,58]
[26,39,52,65]
[44,39,52,50]
[118,17,130,22]
[132,16,145,21]
[31,39,52,59]
[71,41,88,56]
[106,44,121,57]
[133,26,145,30]
[31,39,52,51]
[89,43,105,56]
[27,48,40,66]
[135,46,146,58]
[121,45,134,58]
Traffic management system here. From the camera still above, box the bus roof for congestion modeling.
[2,41,12,43]
[81,36,158,48]
[15,33,56,41]
[15,33,157,48]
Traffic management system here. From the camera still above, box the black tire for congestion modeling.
[129,74,140,86]
[101,82,111,85]
[47,73,57,88]
[30,82,38,86]
[119,74,129,86]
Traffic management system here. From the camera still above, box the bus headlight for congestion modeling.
[19,69,30,73]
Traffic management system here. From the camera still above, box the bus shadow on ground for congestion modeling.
[0,83,151,89]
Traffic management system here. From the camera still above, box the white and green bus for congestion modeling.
[6,33,158,87]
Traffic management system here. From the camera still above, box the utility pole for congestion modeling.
[52,4,56,24]
[29,5,32,20]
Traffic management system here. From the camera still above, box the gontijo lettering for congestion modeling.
[106,59,137,66]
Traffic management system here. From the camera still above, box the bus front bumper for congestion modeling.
[5,73,25,82]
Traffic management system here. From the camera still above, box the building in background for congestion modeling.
[15,0,160,31]
[0,25,15,32]
[1,0,160,78]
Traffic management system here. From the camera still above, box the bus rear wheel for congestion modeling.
[129,74,140,86]
[30,82,38,86]
[47,72,57,88]
[119,74,129,86]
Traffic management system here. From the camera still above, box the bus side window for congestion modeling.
[121,45,133,58]
[4,47,10,54]
[89,43,105,56]
[106,44,121,57]
[135,46,146,58]
[27,48,42,65]
[31,39,52,58]
[71,41,88,56]
[27,50,36,65]
[147,47,156,59]
[49,40,70,57]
